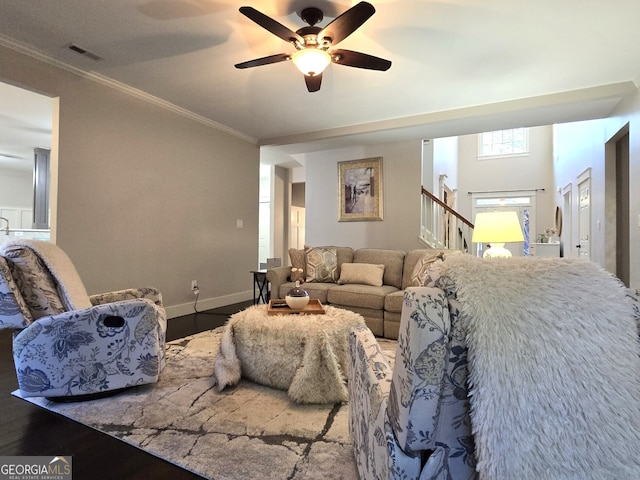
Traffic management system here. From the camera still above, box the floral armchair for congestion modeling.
[348,286,477,480]
[0,240,166,398]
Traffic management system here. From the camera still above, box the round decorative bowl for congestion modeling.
[285,282,310,310]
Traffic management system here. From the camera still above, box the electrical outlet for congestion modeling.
[191,280,198,292]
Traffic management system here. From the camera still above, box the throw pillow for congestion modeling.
[410,252,445,286]
[338,263,385,287]
[288,248,306,283]
[305,246,339,283]
[421,258,444,287]
[422,258,457,297]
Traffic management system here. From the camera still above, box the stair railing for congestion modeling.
[421,187,474,252]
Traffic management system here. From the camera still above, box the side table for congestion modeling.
[251,270,269,304]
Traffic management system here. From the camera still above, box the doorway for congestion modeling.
[577,169,591,260]
[471,191,537,257]
[561,184,573,258]
[0,81,55,242]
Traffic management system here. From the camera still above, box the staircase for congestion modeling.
[420,187,474,253]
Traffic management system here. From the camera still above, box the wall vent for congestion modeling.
[67,43,102,61]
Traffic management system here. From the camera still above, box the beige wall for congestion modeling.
[456,126,555,230]
[0,45,260,318]
[554,88,640,292]
[300,130,555,254]
[302,140,426,251]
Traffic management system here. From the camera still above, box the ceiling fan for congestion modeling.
[235,1,391,92]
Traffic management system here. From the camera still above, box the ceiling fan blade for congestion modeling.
[235,53,290,69]
[331,49,391,71]
[239,6,304,45]
[305,74,322,93]
[318,2,375,45]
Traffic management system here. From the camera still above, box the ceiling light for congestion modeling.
[291,48,331,77]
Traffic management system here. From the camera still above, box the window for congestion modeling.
[476,197,531,207]
[478,128,529,158]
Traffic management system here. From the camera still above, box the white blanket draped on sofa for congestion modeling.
[439,255,640,479]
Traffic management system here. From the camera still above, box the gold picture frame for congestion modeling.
[338,157,383,222]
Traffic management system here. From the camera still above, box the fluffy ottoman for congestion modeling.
[213,305,366,404]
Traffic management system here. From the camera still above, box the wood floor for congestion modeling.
[0,300,253,480]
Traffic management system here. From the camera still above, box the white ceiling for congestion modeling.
[1,0,639,167]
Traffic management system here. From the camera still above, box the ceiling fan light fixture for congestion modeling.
[292,48,331,76]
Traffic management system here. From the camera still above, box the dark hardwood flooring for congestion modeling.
[0,300,253,480]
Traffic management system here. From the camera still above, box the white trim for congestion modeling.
[577,167,592,184]
[0,35,257,145]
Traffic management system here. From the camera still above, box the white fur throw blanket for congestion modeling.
[439,255,640,479]
[213,305,365,404]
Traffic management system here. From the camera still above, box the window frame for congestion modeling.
[477,127,530,159]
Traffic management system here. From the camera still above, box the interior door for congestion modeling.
[290,206,305,250]
[562,186,572,258]
[577,179,591,259]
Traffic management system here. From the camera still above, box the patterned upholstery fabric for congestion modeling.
[3,247,66,320]
[305,246,339,283]
[348,325,422,479]
[90,287,163,307]
[0,240,167,398]
[389,288,476,477]
[349,286,477,480]
[0,256,32,329]
[14,299,167,397]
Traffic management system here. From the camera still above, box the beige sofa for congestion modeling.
[266,247,456,339]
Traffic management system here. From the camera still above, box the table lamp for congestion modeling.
[472,211,524,258]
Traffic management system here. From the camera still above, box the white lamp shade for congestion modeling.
[472,211,524,244]
[292,48,331,76]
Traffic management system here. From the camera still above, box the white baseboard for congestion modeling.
[165,290,253,319]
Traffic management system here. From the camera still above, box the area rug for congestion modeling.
[13,326,397,479]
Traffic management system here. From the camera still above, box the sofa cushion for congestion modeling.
[338,263,385,287]
[327,284,399,310]
[353,249,405,289]
[288,248,306,283]
[384,289,405,313]
[305,246,339,283]
[334,246,356,267]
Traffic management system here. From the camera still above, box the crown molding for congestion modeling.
[0,35,257,145]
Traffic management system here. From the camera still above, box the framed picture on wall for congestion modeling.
[338,157,383,222]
